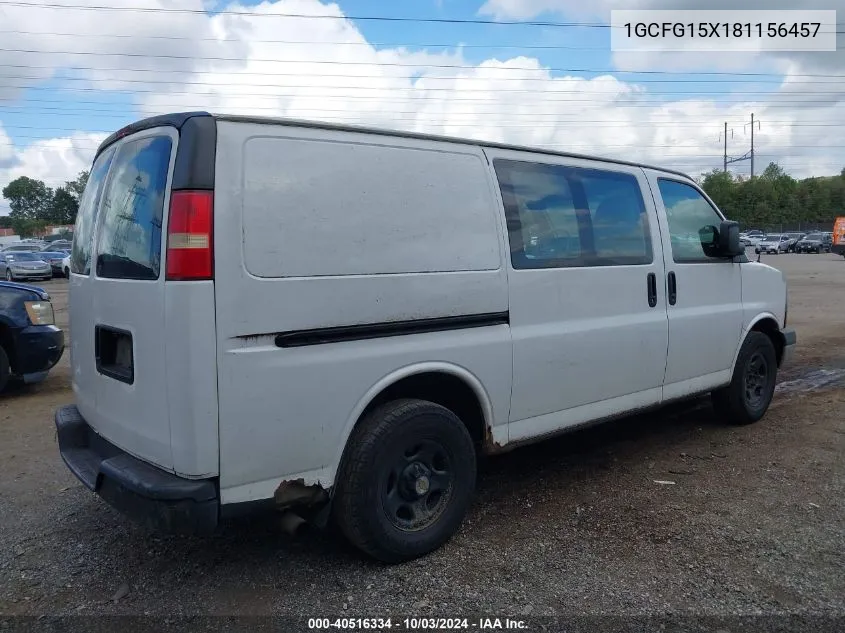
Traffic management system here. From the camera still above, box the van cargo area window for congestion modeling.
[70,147,115,275]
[657,179,725,264]
[493,159,652,269]
[95,136,172,280]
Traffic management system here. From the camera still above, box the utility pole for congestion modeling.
[750,113,755,179]
[721,123,736,173]
[724,114,760,177]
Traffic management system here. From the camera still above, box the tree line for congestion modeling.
[1,172,89,237]
[700,163,845,231]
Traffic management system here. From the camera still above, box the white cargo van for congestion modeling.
[56,112,795,562]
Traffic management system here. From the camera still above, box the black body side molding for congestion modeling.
[274,312,510,348]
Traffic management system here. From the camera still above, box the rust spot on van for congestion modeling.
[273,478,329,510]
[482,423,507,455]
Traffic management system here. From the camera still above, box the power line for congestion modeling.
[5,107,845,129]
[5,73,845,98]
[0,47,843,80]
[8,62,845,90]
[0,1,613,26]
[0,29,612,51]
[3,2,843,34]
[3,98,845,125]
[4,83,843,107]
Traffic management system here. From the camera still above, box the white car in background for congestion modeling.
[742,233,767,247]
[62,254,71,278]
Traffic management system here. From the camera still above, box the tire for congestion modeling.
[712,331,778,426]
[333,398,477,563]
[817,246,822,254]
[64,267,70,278]
[4,269,12,281]
[0,346,10,394]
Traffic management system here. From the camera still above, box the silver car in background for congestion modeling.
[3,252,52,281]
[755,234,790,255]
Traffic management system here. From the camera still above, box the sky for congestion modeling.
[0,0,843,215]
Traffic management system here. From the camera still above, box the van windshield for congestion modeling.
[96,135,172,280]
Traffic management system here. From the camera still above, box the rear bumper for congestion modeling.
[55,405,219,534]
[780,327,796,366]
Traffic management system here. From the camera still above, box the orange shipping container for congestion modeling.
[833,217,845,256]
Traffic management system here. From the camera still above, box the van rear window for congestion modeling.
[70,147,115,275]
[95,136,172,280]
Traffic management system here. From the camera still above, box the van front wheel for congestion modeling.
[712,332,777,425]
[333,399,476,563]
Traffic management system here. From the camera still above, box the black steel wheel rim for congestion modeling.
[743,352,769,409]
[381,439,454,532]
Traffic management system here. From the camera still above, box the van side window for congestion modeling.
[493,159,651,268]
[70,147,115,275]
[657,179,725,263]
[96,136,172,280]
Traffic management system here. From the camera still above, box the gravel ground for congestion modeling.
[0,252,843,626]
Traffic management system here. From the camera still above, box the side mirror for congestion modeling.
[717,220,743,258]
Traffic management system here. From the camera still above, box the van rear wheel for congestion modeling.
[711,332,777,425]
[333,399,476,563]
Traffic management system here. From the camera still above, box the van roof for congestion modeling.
[97,111,693,180]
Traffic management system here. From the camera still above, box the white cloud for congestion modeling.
[0,132,106,214]
[0,0,843,217]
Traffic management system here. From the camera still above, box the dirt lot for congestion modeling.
[1,253,843,623]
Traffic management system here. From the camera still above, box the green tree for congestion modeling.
[701,169,736,217]
[66,171,89,203]
[1,176,54,235]
[50,186,78,225]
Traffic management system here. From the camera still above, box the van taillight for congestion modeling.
[166,190,213,281]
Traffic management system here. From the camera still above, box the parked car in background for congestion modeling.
[755,234,790,254]
[743,233,767,247]
[783,233,805,252]
[40,240,72,252]
[38,251,70,277]
[795,232,832,253]
[3,252,52,281]
[0,281,64,392]
[2,243,45,253]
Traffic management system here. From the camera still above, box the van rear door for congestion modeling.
[71,127,178,471]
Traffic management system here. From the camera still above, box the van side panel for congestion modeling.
[242,137,501,278]
[213,121,511,500]
[164,282,219,478]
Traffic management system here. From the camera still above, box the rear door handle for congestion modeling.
[647,272,657,307]
[667,271,677,306]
